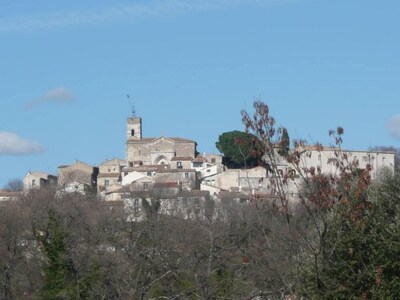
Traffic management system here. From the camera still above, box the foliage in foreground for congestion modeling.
[1,101,399,299]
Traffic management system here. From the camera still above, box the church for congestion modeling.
[125,116,197,168]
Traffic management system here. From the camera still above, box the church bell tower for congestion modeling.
[127,117,142,140]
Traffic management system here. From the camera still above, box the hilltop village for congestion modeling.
[1,113,400,299]
[3,115,395,219]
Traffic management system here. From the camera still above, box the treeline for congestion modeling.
[1,170,400,299]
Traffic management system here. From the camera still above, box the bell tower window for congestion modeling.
[131,129,135,136]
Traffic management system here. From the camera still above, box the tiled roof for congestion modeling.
[154,182,179,188]
[192,157,206,163]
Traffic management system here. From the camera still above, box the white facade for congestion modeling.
[23,172,57,191]
[295,147,395,179]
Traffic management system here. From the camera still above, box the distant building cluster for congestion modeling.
[3,114,395,219]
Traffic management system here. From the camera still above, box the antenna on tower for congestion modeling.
[126,94,136,116]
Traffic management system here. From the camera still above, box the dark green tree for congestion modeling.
[216,130,262,168]
[277,128,290,157]
[33,208,77,299]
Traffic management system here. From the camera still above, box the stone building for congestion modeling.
[23,172,57,191]
[97,158,126,191]
[57,160,99,190]
[125,116,197,167]
[290,146,395,180]
[0,190,22,202]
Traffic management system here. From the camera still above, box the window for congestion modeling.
[143,182,149,190]
[177,162,182,169]
[184,172,189,179]
[32,179,36,187]
[211,158,216,163]
[131,129,135,136]
[129,162,133,167]
[192,162,203,168]
[147,171,152,176]
[105,180,109,186]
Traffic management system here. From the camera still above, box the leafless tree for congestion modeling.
[3,179,23,192]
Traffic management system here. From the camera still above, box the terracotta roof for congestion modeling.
[170,156,193,161]
[154,182,179,188]
[192,157,206,163]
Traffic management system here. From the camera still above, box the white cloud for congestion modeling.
[24,87,74,109]
[0,0,291,33]
[388,114,400,140]
[0,132,44,155]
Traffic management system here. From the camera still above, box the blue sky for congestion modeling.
[1,0,399,186]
